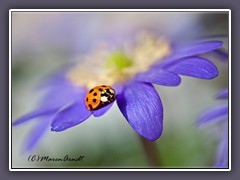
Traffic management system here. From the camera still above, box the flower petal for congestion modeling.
[13,72,87,126]
[51,99,92,132]
[197,104,228,127]
[216,88,229,99]
[112,84,124,94]
[37,65,73,89]
[172,40,223,60]
[12,109,57,126]
[117,81,163,141]
[215,127,229,168]
[39,81,86,111]
[212,49,229,62]
[135,69,181,86]
[156,41,223,68]
[166,57,218,79]
[92,102,115,117]
[24,117,50,152]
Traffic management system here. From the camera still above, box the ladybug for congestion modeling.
[85,85,116,111]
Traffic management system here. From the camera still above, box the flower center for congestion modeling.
[67,32,171,89]
[105,52,133,73]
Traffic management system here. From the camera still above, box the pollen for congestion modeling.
[67,31,171,89]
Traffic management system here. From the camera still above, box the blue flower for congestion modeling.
[197,88,229,168]
[13,32,222,151]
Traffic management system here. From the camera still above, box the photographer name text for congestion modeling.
[28,155,85,162]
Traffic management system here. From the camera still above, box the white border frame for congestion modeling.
[9,9,231,171]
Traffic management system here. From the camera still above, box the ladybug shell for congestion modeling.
[85,85,116,111]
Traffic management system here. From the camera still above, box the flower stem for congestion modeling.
[139,136,161,167]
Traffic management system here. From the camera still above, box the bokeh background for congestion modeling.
[11,11,229,168]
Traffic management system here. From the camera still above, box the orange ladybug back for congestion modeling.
[85,85,116,111]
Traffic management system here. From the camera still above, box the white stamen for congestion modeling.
[67,32,171,89]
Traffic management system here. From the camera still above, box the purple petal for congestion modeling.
[135,69,181,86]
[92,102,115,117]
[157,41,223,68]
[51,99,92,132]
[214,164,228,168]
[171,41,223,60]
[12,109,57,126]
[112,84,124,94]
[212,49,229,62]
[166,57,218,79]
[24,117,50,152]
[197,104,228,127]
[215,128,229,168]
[37,65,74,89]
[39,81,86,111]
[216,88,229,99]
[117,81,163,141]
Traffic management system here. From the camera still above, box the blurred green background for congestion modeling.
[11,11,229,168]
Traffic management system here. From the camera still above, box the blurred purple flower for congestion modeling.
[197,88,229,168]
[13,32,223,151]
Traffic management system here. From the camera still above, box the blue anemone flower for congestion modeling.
[13,32,222,151]
[197,88,229,168]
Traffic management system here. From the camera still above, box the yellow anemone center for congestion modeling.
[67,32,171,89]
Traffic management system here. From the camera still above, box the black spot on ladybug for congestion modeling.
[93,92,97,96]
[93,99,97,103]
[107,97,110,101]
[101,93,108,97]
[89,89,94,93]
[102,85,106,87]
[86,98,88,102]
[88,104,93,110]
[106,89,111,94]
[98,88,103,92]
